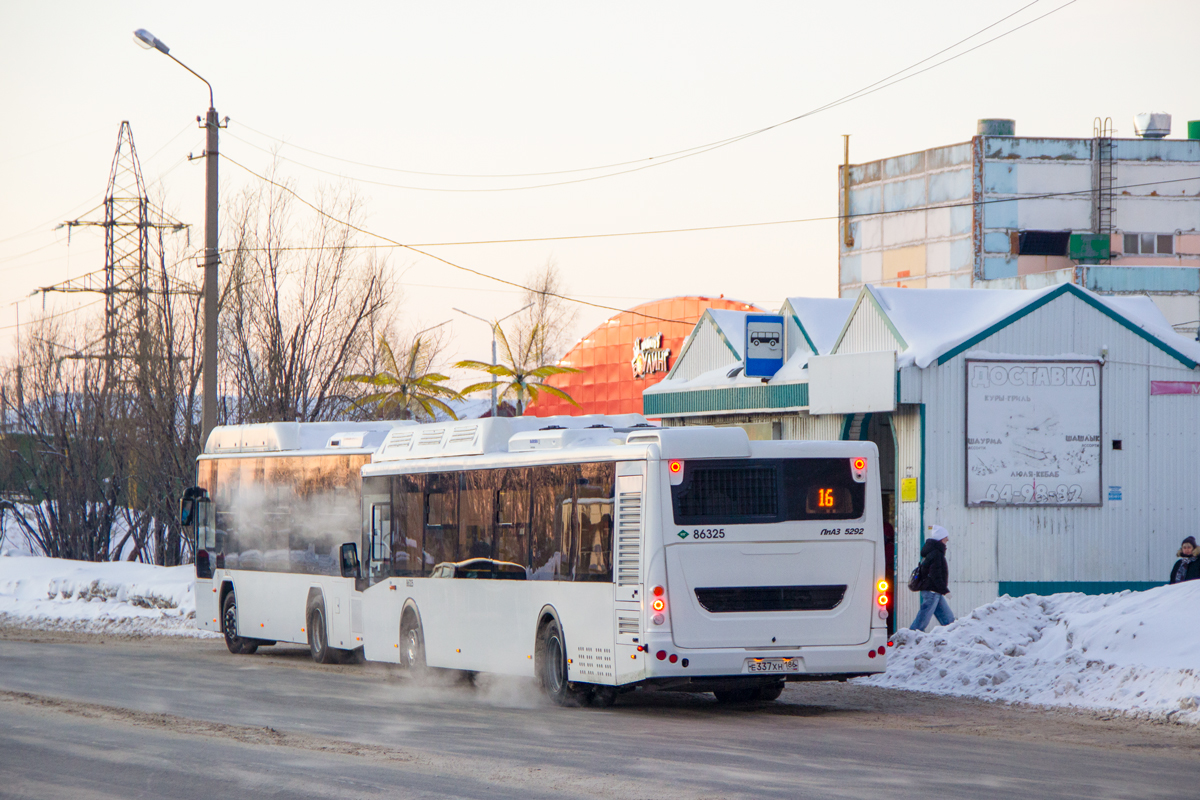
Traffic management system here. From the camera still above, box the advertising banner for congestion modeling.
[965,359,1101,507]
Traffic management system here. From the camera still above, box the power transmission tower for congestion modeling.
[41,121,190,377]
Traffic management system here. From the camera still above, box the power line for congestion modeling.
[220,153,686,324]
[209,172,1200,255]
[229,1,1074,192]
[0,298,104,332]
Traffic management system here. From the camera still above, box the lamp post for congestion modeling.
[453,304,533,417]
[134,28,221,446]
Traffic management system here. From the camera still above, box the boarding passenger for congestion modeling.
[1169,536,1200,585]
[909,525,954,632]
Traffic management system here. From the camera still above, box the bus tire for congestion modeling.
[308,606,337,664]
[400,611,427,675]
[536,618,586,706]
[755,681,785,702]
[221,591,257,656]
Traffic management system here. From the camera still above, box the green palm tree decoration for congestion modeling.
[455,323,580,415]
[343,335,464,420]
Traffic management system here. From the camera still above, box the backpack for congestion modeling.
[907,564,923,592]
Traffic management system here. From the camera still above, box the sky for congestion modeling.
[2,0,1199,373]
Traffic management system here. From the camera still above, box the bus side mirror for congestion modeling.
[180,486,207,527]
[340,543,361,579]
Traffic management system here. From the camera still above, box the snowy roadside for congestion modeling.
[3,552,1198,725]
[860,583,1200,726]
[0,555,218,639]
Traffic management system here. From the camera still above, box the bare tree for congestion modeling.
[0,317,131,561]
[510,259,577,366]
[0,216,206,565]
[220,177,393,423]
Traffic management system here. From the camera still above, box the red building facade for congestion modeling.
[529,296,760,418]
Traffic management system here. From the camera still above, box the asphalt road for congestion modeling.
[0,634,1195,799]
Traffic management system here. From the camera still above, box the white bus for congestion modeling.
[185,415,889,705]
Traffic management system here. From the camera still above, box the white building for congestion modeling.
[645,284,1200,625]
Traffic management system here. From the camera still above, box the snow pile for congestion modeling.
[862,583,1200,724]
[0,555,216,638]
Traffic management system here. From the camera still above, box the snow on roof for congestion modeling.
[784,297,855,354]
[704,308,750,357]
[865,285,1041,368]
[863,284,1200,369]
[650,283,1200,399]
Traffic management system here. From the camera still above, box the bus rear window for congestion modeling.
[671,458,865,524]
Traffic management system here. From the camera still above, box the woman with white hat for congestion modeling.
[910,525,954,631]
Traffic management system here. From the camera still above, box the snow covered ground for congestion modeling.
[0,555,217,638]
[862,583,1200,725]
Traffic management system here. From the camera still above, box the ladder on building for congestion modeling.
[1093,117,1114,266]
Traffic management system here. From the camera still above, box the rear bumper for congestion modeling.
[632,628,889,683]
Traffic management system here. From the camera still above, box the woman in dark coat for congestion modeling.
[909,525,954,631]
[1169,536,1200,585]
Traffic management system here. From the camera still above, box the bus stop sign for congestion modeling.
[744,314,785,378]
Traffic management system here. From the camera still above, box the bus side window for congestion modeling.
[460,470,497,564]
[394,474,424,577]
[575,463,615,582]
[496,468,530,569]
[425,473,458,570]
[531,465,575,581]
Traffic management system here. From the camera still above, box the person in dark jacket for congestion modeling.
[909,525,954,631]
[1169,536,1200,585]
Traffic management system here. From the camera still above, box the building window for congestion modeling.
[1123,233,1174,255]
[1017,230,1071,256]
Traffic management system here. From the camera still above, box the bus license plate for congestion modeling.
[745,658,799,674]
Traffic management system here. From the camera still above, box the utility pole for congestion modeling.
[135,28,223,444]
[201,104,220,443]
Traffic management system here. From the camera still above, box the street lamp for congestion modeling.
[453,304,533,418]
[134,28,221,446]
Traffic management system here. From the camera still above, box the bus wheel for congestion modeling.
[400,612,426,675]
[221,591,257,656]
[713,687,757,704]
[536,618,585,706]
[308,606,337,664]
[755,681,785,702]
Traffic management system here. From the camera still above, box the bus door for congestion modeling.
[183,488,219,632]
[367,503,392,587]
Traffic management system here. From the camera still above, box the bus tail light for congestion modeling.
[652,585,666,624]
[668,460,684,485]
[850,457,868,483]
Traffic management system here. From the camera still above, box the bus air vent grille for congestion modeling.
[417,429,446,448]
[386,429,415,449]
[616,490,643,586]
[617,615,640,636]
[447,425,478,446]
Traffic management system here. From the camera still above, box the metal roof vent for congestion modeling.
[977,118,1015,136]
[1133,112,1171,139]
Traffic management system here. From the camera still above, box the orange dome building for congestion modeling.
[528,296,762,418]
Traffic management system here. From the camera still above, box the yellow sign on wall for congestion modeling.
[900,477,919,503]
